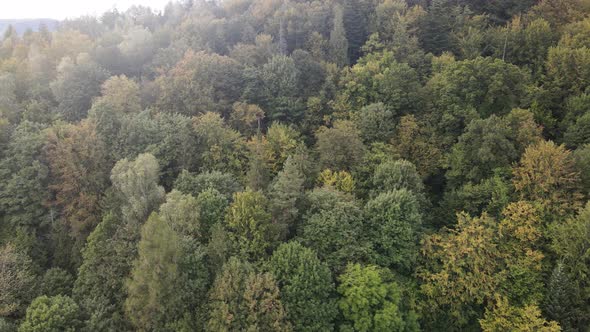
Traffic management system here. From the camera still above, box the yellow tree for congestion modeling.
[512,140,583,220]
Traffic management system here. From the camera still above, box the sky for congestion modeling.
[0,0,172,20]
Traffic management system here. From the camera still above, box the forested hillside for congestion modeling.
[1,0,590,331]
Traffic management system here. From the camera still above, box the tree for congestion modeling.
[269,156,305,241]
[50,54,110,121]
[74,154,164,331]
[337,51,422,115]
[72,213,133,331]
[546,46,590,98]
[225,191,274,262]
[0,244,36,318]
[0,121,49,233]
[246,135,271,191]
[512,140,583,219]
[446,115,518,188]
[268,242,337,331]
[110,153,165,226]
[192,112,248,176]
[364,189,422,274]
[243,272,292,332]
[158,190,201,239]
[125,213,183,332]
[329,5,349,67]
[207,257,252,331]
[39,268,74,297]
[391,115,443,178]
[195,189,229,241]
[427,56,530,119]
[573,144,590,195]
[174,169,242,201]
[18,295,82,332]
[244,55,304,123]
[479,296,560,332]
[298,188,371,273]
[338,263,418,332]
[207,257,291,332]
[550,202,590,314]
[544,262,584,331]
[229,102,264,137]
[92,75,141,114]
[156,50,244,116]
[318,169,355,193]
[44,120,110,242]
[315,120,365,172]
[420,213,502,326]
[372,160,424,196]
[353,103,396,143]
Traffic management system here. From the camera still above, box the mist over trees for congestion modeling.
[1,0,590,331]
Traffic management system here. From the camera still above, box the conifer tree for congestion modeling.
[329,5,349,67]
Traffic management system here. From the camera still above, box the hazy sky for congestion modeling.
[1,0,171,20]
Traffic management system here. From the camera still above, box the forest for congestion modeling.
[1,0,590,331]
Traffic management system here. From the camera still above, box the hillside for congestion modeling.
[1,0,590,331]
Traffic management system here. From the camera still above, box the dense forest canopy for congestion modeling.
[1,0,590,331]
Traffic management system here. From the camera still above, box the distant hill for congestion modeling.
[0,19,59,36]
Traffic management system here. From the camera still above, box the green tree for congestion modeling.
[174,170,242,201]
[125,213,183,332]
[158,190,201,239]
[74,154,164,331]
[0,121,49,235]
[50,54,110,121]
[39,268,73,297]
[207,257,252,331]
[298,187,371,273]
[573,144,590,195]
[0,244,36,318]
[225,191,274,262]
[156,50,244,116]
[364,189,422,274]
[110,153,165,226]
[338,263,418,332]
[372,160,424,196]
[92,75,141,115]
[544,262,584,331]
[550,202,590,312]
[315,120,365,172]
[329,5,349,67]
[446,115,518,187]
[337,51,421,116]
[427,56,530,120]
[268,242,337,331]
[18,295,82,332]
[243,272,291,332]
[352,103,396,143]
[269,156,305,241]
[193,112,248,175]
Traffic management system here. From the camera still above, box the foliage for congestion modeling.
[225,190,274,262]
[479,296,560,332]
[0,244,36,318]
[512,140,583,219]
[268,242,337,331]
[125,213,183,331]
[315,120,365,172]
[365,189,422,274]
[338,263,419,332]
[18,295,82,332]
